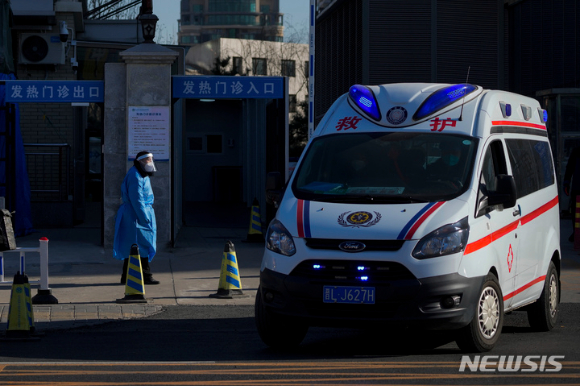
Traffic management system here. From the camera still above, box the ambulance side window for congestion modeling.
[476,141,507,217]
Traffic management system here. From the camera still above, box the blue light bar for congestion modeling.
[349,85,381,121]
[313,264,321,269]
[543,109,548,122]
[357,276,369,281]
[357,266,365,271]
[413,84,477,120]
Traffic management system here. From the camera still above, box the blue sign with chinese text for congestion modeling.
[4,80,104,103]
[172,76,284,99]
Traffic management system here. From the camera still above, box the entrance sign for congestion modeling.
[128,106,170,161]
[4,80,104,103]
[172,76,283,99]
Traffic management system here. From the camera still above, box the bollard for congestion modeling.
[32,237,58,304]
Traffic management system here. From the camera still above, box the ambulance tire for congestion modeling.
[255,287,308,348]
[455,272,504,353]
[527,261,559,332]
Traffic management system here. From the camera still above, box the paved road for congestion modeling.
[0,303,579,384]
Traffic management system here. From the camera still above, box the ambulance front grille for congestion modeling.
[304,238,404,251]
[289,260,416,282]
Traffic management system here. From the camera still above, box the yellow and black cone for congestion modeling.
[1,272,40,341]
[116,244,147,304]
[210,241,249,299]
[244,198,264,243]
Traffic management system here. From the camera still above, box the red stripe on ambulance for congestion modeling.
[464,196,558,255]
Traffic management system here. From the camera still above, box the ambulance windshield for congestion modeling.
[292,132,478,203]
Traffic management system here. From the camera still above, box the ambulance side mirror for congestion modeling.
[488,174,517,208]
[266,171,284,208]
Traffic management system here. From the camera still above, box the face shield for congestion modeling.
[136,153,157,173]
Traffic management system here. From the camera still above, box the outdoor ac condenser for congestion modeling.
[19,33,65,65]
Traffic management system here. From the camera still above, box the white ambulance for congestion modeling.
[256,83,561,352]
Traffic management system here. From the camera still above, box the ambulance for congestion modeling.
[255,83,561,352]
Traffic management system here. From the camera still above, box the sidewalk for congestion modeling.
[0,226,264,331]
[1,219,579,332]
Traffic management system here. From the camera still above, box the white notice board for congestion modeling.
[128,106,170,161]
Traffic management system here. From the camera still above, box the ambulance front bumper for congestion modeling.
[258,267,485,330]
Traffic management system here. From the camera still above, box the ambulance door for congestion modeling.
[505,139,555,307]
[477,140,519,309]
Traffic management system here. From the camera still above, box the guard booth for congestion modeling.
[537,88,580,214]
[3,79,104,234]
[173,75,288,231]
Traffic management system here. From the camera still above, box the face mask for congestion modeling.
[442,154,460,166]
[143,163,155,172]
[139,159,157,173]
[352,160,366,171]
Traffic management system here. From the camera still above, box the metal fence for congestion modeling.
[23,143,71,202]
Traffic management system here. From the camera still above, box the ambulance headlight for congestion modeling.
[412,217,469,259]
[266,219,296,256]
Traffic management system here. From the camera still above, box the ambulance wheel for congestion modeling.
[527,261,559,331]
[455,272,504,352]
[255,287,308,348]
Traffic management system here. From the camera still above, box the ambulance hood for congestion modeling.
[278,195,469,241]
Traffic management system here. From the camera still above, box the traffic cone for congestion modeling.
[210,241,249,299]
[1,272,40,341]
[116,244,147,303]
[23,274,36,335]
[244,198,264,242]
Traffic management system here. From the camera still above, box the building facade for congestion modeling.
[313,0,580,208]
[178,0,284,45]
[185,37,309,120]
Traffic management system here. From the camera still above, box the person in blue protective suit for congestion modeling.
[114,151,160,285]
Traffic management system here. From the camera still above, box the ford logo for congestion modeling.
[338,241,366,252]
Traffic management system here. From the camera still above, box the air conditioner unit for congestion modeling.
[19,33,65,65]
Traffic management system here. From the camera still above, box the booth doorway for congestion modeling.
[182,99,247,227]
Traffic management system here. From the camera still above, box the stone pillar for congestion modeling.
[103,44,178,251]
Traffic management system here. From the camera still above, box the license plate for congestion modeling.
[323,286,375,304]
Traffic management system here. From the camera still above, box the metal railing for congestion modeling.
[23,143,71,202]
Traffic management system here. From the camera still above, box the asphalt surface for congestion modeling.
[0,217,579,334]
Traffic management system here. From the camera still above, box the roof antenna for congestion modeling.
[458,66,471,121]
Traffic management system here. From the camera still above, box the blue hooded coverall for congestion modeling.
[113,166,157,261]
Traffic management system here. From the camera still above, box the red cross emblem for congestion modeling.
[507,244,514,273]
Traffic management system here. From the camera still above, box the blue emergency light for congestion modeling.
[413,84,477,120]
[543,109,548,122]
[349,85,381,120]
